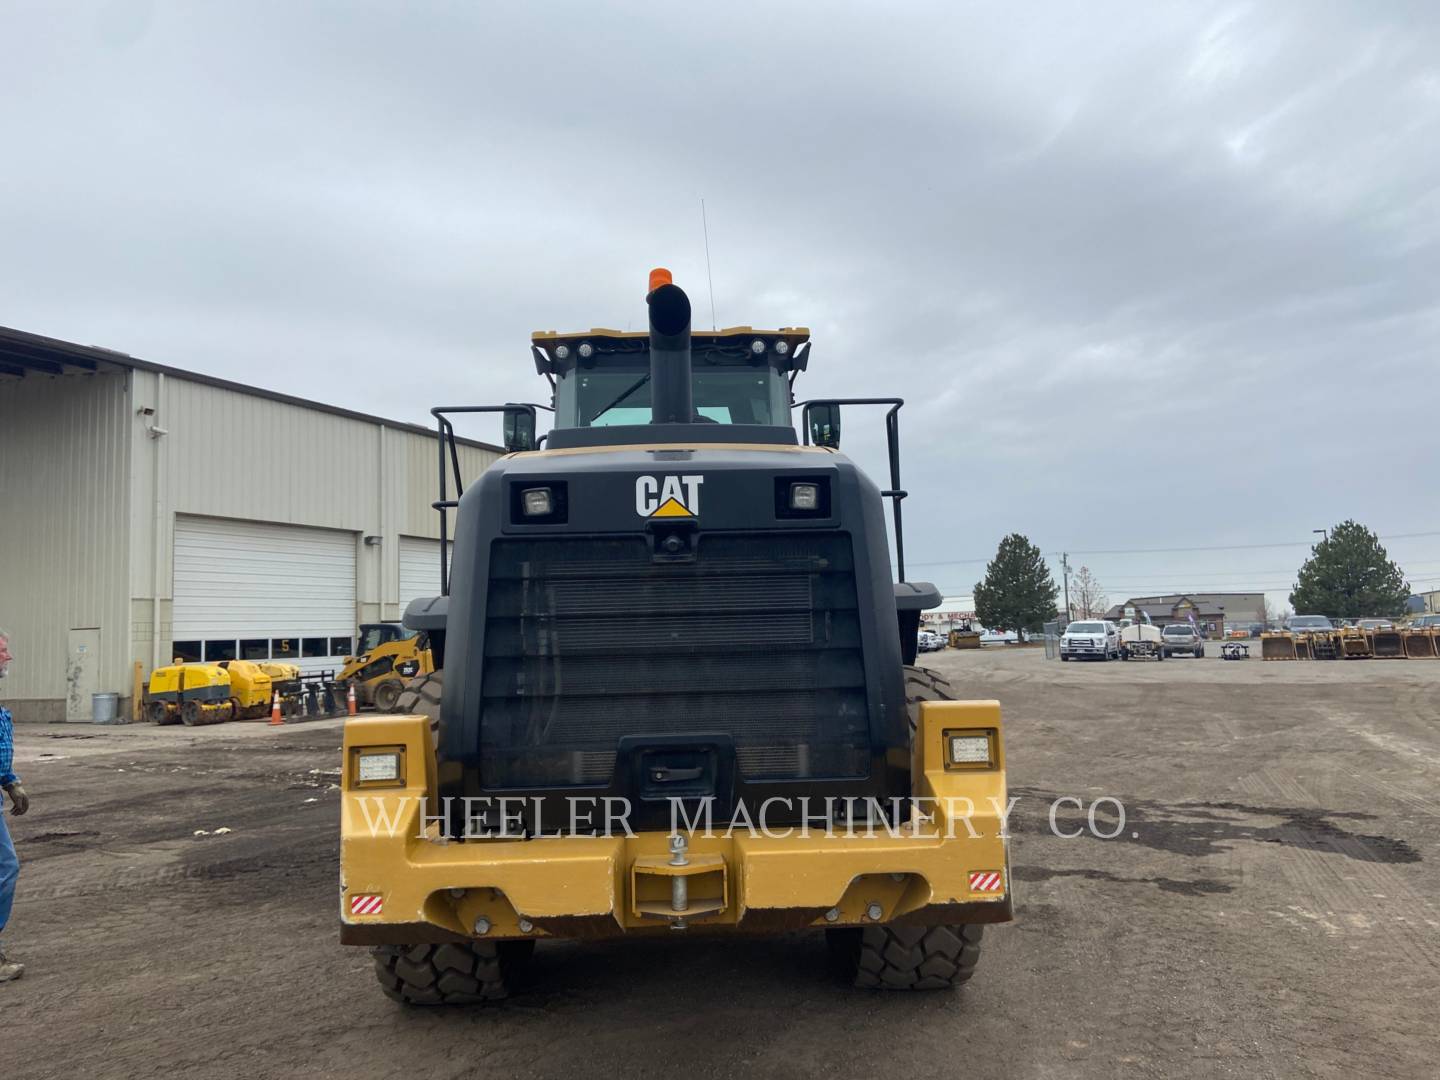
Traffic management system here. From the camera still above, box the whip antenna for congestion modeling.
[701,197,717,331]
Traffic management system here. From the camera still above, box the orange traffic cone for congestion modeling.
[269,691,283,726]
[346,683,357,717]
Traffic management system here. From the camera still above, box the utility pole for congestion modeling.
[1061,552,1071,623]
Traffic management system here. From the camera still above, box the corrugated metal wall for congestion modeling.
[0,370,131,710]
[126,370,501,668]
[1,365,500,715]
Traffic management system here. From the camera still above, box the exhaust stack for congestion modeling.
[647,269,693,424]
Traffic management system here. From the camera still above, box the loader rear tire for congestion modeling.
[904,665,955,741]
[372,940,532,1005]
[828,923,984,990]
[394,670,443,747]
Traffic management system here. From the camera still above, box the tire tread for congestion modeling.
[372,940,516,1005]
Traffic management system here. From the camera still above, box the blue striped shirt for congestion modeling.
[0,705,16,787]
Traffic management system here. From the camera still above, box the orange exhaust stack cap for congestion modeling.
[648,267,673,293]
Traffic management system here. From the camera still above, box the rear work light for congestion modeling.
[510,481,568,524]
[521,488,554,516]
[945,730,996,770]
[789,482,820,511]
[774,477,829,518]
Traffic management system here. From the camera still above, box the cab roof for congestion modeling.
[531,326,811,375]
[532,326,810,346]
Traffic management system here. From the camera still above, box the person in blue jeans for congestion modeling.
[0,629,32,983]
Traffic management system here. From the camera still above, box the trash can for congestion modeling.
[92,692,122,725]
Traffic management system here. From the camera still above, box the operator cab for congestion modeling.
[533,327,810,431]
[354,623,416,656]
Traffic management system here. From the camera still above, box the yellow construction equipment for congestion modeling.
[1260,632,1297,660]
[214,660,276,719]
[948,624,981,649]
[1338,627,1373,659]
[1402,629,1438,659]
[258,660,302,696]
[146,660,283,724]
[1370,626,1405,658]
[336,624,432,712]
[341,271,1010,1003]
[144,663,237,726]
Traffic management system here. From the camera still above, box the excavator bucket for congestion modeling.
[1402,629,1438,659]
[1260,632,1297,661]
[1371,628,1405,658]
[1338,628,1372,659]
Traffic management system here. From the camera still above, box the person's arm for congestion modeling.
[0,706,15,788]
[0,706,25,814]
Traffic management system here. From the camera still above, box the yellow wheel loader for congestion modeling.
[341,270,1012,1003]
[336,624,433,712]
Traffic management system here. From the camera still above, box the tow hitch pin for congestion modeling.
[669,834,689,926]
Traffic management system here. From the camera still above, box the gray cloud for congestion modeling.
[3,0,1438,606]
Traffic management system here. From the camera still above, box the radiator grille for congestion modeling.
[479,534,869,787]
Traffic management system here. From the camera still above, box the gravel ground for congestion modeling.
[5,646,1438,1079]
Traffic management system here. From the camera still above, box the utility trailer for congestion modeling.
[1118,623,1165,661]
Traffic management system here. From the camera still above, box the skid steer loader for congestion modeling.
[340,270,1013,1002]
[335,623,432,712]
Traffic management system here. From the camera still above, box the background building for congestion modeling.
[1103,593,1266,638]
[1408,590,1440,614]
[0,326,499,722]
[922,595,977,631]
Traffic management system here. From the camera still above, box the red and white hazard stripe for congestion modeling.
[968,870,1004,893]
[350,893,384,916]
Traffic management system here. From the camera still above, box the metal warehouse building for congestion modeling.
[0,325,498,722]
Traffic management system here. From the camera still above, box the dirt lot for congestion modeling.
[6,647,1438,1079]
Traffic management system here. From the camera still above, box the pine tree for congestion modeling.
[1289,520,1409,618]
[974,534,1059,635]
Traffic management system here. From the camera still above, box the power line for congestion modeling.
[1046,567,1440,583]
[932,574,1440,595]
[905,529,1440,568]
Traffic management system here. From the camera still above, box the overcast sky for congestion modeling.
[4,1,1438,614]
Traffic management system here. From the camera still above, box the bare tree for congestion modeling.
[1072,566,1108,619]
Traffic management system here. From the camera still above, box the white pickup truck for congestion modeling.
[1060,620,1120,661]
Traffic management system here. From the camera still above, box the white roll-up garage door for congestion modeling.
[399,536,449,614]
[172,515,357,675]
